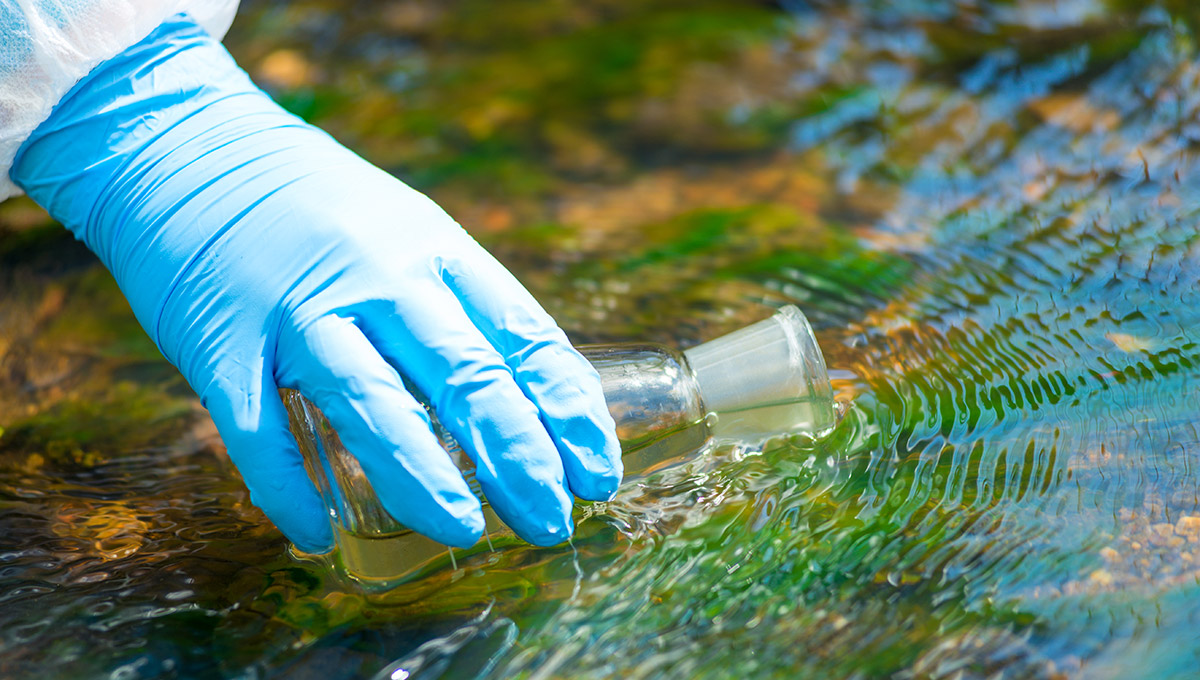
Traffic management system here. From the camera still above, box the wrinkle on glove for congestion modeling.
[12,15,622,553]
[0,0,238,201]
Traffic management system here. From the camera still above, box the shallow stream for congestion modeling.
[4,1,1200,677]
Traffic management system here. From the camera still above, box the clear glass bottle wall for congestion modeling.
[282,305,836,588]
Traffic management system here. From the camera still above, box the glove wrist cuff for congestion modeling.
[10,14,320,347]
[13,15,263,252]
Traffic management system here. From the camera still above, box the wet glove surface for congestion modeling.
[10,15,622,553]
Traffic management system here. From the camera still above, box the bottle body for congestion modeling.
[282,305,835,588]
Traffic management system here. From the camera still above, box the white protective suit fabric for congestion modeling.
[0,0,239,201]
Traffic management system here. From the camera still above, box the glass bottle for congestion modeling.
[282,305,835,588]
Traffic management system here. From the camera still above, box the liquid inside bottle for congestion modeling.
[282,305,835,589]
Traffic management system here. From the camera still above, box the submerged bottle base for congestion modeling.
[333,512,507,589]
[329,423,714,590]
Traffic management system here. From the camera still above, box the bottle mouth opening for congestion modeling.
[777,305,835,409]
[682,305,837,441]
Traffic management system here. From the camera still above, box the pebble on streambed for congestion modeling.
[1072,509,1200,595]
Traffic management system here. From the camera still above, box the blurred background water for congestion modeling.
[4,0,1200,677]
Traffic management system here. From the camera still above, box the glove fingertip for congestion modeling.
[290,528,336,556]
[560,416,623,502]
[375,482,485,549]
[248,484,335,554]
[571,457,623,503]
[440,503,487,549]
[522,513,575,548]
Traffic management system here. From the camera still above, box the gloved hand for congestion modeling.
[10,14,622,553]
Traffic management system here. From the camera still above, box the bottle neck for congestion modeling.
[579,344,706,454]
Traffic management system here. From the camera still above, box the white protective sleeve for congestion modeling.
[0,0,239,201]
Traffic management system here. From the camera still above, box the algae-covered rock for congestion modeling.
[0,381,193,465]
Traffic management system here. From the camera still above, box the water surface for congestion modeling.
[3,0,1200,677]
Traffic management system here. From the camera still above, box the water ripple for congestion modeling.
[6,1,1200,678]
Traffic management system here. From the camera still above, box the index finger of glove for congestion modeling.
[440,244,622,502]
[276,314,485,548]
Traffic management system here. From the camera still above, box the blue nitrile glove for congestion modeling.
[10,15,622,552]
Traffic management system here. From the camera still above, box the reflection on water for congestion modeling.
[4,0,1200,677]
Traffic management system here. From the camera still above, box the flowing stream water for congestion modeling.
[4,1,1200,677]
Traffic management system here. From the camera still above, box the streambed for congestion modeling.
[3,1,1200,677]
